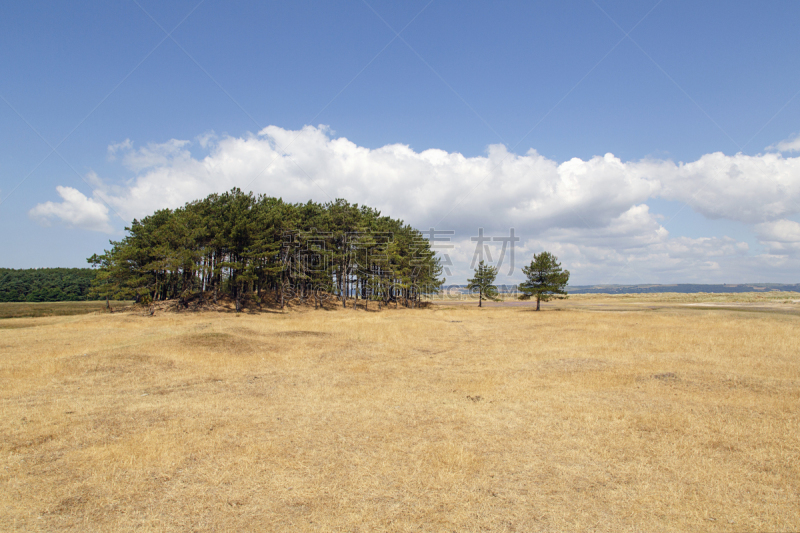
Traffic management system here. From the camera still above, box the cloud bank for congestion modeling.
[29,126,800,283]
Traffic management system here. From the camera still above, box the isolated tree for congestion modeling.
[518,251,570,311]
[467,260,500,307]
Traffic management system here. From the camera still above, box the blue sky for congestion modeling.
[1,1,799,284]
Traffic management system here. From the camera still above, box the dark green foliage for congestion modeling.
[87,189,445,309]
[466,260,500,307]
[518,251,570,310]
[0,268,99,302]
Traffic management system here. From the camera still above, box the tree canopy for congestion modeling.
[87,189,445,310]
[466,260,500,307]
[518,251,570,310]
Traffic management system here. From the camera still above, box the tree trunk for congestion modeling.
[479,288,482,307]
[536,294,540,311]
[340,268,347,309]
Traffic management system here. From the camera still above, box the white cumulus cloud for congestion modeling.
[755,219,800,253]
[645,151,800,223]
[768,133,800,153]
[29,186,113,233]
[31,125,800,282]
[82,126,800,231]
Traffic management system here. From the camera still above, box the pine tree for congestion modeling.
[518,251,570,311]
[466,260,500,307]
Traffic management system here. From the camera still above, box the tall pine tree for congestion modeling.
[518,252,570,310]
[466,260,500,307]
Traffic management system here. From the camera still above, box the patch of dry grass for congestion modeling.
[1,300,798,531]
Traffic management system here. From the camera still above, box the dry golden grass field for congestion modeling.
[1,294,799,531]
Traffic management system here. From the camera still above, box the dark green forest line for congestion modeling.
[88,188,445,310]
[0,268,99,302]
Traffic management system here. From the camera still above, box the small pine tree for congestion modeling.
[518,252,570,311]
[466,260,500,307]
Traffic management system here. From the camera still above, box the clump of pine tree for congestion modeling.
[88,188,445,310]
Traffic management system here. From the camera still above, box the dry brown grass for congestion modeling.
[1,298,799,531]
[0,301,133,320]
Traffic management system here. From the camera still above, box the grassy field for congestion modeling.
[0,301,133,320]
[1,296,799,531]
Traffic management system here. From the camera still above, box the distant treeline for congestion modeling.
[88,188,445,309]
[0,268,99,302]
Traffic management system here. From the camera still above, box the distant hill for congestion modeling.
[566,283,800,294]
[0,268,99,302]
